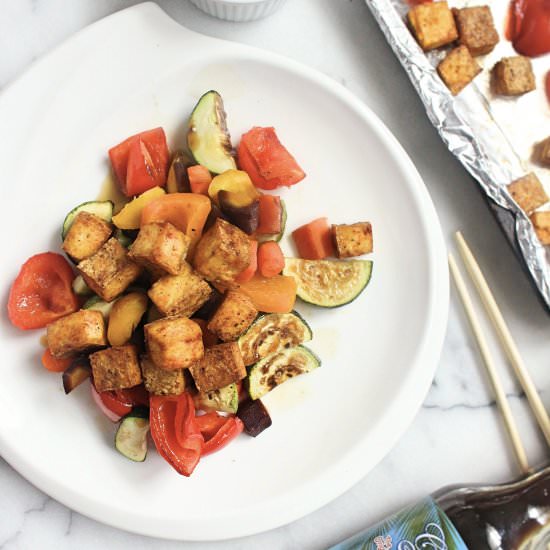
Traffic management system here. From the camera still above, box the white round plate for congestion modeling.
[0,2,448,541]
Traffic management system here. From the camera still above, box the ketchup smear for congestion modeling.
[406,0,432,5]
[506,0,550,57]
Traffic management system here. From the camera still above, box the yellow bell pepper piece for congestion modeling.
[208,170,260,207]
[107,292,148,346]
[112,186,165,229]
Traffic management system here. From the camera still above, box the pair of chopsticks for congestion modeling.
[449,231,550,475]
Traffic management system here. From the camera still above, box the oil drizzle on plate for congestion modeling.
[96,173,128,214]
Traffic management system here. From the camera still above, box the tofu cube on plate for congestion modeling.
[47,309,107,358]
[77,238,142,302]
[90,344,142,392]
[144,316,204,370]
[128,221,190,275]
[189,342,246,392]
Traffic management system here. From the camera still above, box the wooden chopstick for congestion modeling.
[455,231,550,448]
[449,253,530,474]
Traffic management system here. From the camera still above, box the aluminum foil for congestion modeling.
[365,0,550,311]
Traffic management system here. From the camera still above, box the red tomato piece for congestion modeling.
[292,217,335,260]
[108,127,169,197]
[150,393,204,476]
[201,416,243,456]
[196,412,228,440]
[98,390,133,418]
[235,239,258,283]
[8,252,79,330]
[92,384,150,420]
[238,127,305,190]
[256,195,282,235]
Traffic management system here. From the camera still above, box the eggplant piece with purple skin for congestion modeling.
[218,190,259,235]
[166,150,194,193]
[237,398,272,437]
[203,202,227,233]
[63,357,92,394]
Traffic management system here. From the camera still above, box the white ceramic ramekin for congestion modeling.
[189,0,286,22]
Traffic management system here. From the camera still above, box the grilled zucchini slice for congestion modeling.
[61,200,113,239]
[283,258,373,307]
[194,383,239,414]
[115,407,150,462]
[187,90,236,174]
[238,311,312,366]
[248,345,320,400]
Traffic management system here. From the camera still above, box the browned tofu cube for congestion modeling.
[77,238,142,302]
[332,222,373,258]
[89,344,142,392]
[437,45,481,95]
[192,219,250,285]
[47,309,107,358]
[508,173,549,214]
[533,137,550,167]
[189,342,246,392]
[453,6,499,56]
[144,316,203,370]
[207,291,258,342]
[128,222,190,275]
[530,212,550,245]
[62,212,112,262]
[492,56,535,96]
[140,355,185,395]
[148,262,212,317]
[407,1,458,51]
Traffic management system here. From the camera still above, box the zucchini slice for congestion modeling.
[257,200,287,243]
[194,383,239,414]
[115,407,150,462]
[238,311,312,366]
[83,295,115,319]
[61,200,113,239]
[283,258,373,308]
[187,90,236,174]
[72,275,92,296]
[248,345,320,400]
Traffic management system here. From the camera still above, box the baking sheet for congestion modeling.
[366,0,550,312]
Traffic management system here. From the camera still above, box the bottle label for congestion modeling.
[330,497,469,550]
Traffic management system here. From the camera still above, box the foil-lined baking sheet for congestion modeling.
[366,0,550,312]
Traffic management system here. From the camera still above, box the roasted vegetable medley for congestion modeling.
[7,91,374,475]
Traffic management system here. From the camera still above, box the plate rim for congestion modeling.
[0,2,449,541]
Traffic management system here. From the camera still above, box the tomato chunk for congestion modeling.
[109,127,170,197]
[256,195,282,235]
[8,252,79,330]
[238,127,305,190]
[292,217,335,260]
[150,393,204,476]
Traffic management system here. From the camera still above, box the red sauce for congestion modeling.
[506,0,550,57]
[406,0,432,5]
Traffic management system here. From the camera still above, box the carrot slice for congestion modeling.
[237,274,296,313]
[188,165,212,196]
[256,195,282,235]
[257,241,285,278]
[41,348,73,373]
[292,217,334,260]
[141,193,211,251]
[235,240,258,283]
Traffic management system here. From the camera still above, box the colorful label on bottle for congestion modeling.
[330,497,469,550]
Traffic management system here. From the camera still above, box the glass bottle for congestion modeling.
[330,465,550,550]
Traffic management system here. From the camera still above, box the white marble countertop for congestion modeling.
[1,1,549,548]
